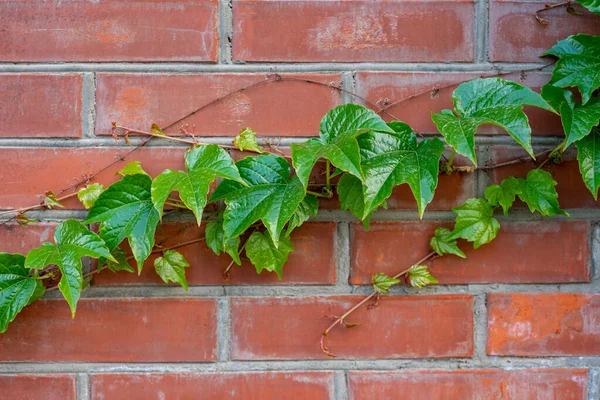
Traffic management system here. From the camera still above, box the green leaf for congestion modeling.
[544,34,600,105]
[151,145,243,225]
[154,250,190,290]
[432,78,554,164]
[291,104,392,187]
[430,227,466,258]
[575,127,600,199]
[337,174,388,229]
[541,85,600,148]
[151,123,166,137]
[450,198,500,249]
[84,174,160,273]
[117,161,148,177]
[205,220,241,265]
[218,154,305,247]
[484,176,522,216]
[358,121,445,218]
[407,265,439,288]
[372,272,400,294]
[77,183,105,209]
[0,253,39,333]
[234,128,263,153]
[286,195,318,235]
[43,191,64,209]
[102,247,134,273]
[245,231,294,279]
[575,0,600,14]
[517,169,568,216]
[25,220,114,317]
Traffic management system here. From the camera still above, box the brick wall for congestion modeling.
[0,1,599,399]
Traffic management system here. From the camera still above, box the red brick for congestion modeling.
[231,295,473,359]
[95,73,342,137]
[354,71,562,136]
[348,369,588,400]
[0,298,217,362]
[93,222,337,286]
[233,0,474,62]
[0,223,58,254]
[488,293,600,356]
[0,1,218,62]
[0,74,82,138]
[351,221,590,284]
[490,0,600,62]
[0,147,185,209]
[0,374,76,400]
[489,146,597,208]
[91,372,333,400]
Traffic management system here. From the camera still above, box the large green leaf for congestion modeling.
[357,121,445,218]
[154,250,190,290]
[432,78,554,164]
[84,174,160,273]
[291,104,392,187]
[449,198,500,249]
[484,176,521,216]
[25,220,113,316]
[0,253,43,333]
[217,154,305,247]
[205,219,241,265]
[517,169,568,216]
[245,231,294,279]
[286,195,318,235]
[576,0,600,14]
[430,227,466,258]
[151,145,243,225]
[544,34,600,105]
[541,85,600,148]
[576,127,600,199]
[337,173,387,229]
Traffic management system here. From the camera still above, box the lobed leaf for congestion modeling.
[484,176,521,216]
[286,195,319,235]
[205,219,241,265]
[77,183,105,209]
[517,169,568,216]
[234,128,263,153]
[372,272,400,294]
[450,198,500,249]
[245,231,294,279]
[117,161,148,177]
[430,227,466,258]
[407,265,439,288]
[154,250,190,290]
[575,127,600,199]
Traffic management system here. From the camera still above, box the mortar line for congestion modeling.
[81,73,96,139]
[336,222,352,289]
[217,298,231,362]
[76,373,90,400]
[341,72,355,105]
[218,0,233,64]
[471,292,488,362]
[589,368,599,400]
[334,370,349,400]
[474,0,490,63]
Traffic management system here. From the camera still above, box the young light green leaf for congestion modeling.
[291,104,393,187]
[286,195,318,234]
[517,169,568,216]
[151,145,243,225]
[575,127,600,199]
[358,121,445,218]
[77,183,105,209]
[372,272,400,294]
[575,0,600,14]
[43,191,64,209]
[543,34,600,105]
[151,123,166,137]
[84,174,160,273]
[449,198,500,249]
[15,212,37,227]
[0,253,40,333]
[218,154,305,248]
[407,265,439,288]
[234,128,263,153]
[430,227,466,258]
[245,231,294,279]
[117,161,148,177]
[484,176,522,216]
[431,78,554,164]
[25,220,114,317]
[541,85,600,148]
[154,250,190,290]
[205,220,241,265]
[102,247,134,273]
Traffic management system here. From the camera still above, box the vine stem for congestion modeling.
[0,192,78,216]
[535,1,572,24]
[320,250,437,357]
[325,160,332,192]
[306,190,331,198]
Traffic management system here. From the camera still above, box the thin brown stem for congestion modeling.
[320,251,437,357]
[535,1,572,25]
[0,192,79,217]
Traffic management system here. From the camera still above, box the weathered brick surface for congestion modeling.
[0,1,219,62]
[91,372,334,400]
[488,293,600,356]
[0,374,76,400]
[233,0,474,62]
[231,295,473,360]
[348,369,588,400]
[0,299,217,362]
[0,74,82,138]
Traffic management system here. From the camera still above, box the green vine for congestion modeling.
[0,4,599,361]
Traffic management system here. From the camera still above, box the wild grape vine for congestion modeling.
[0,12,598,349]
